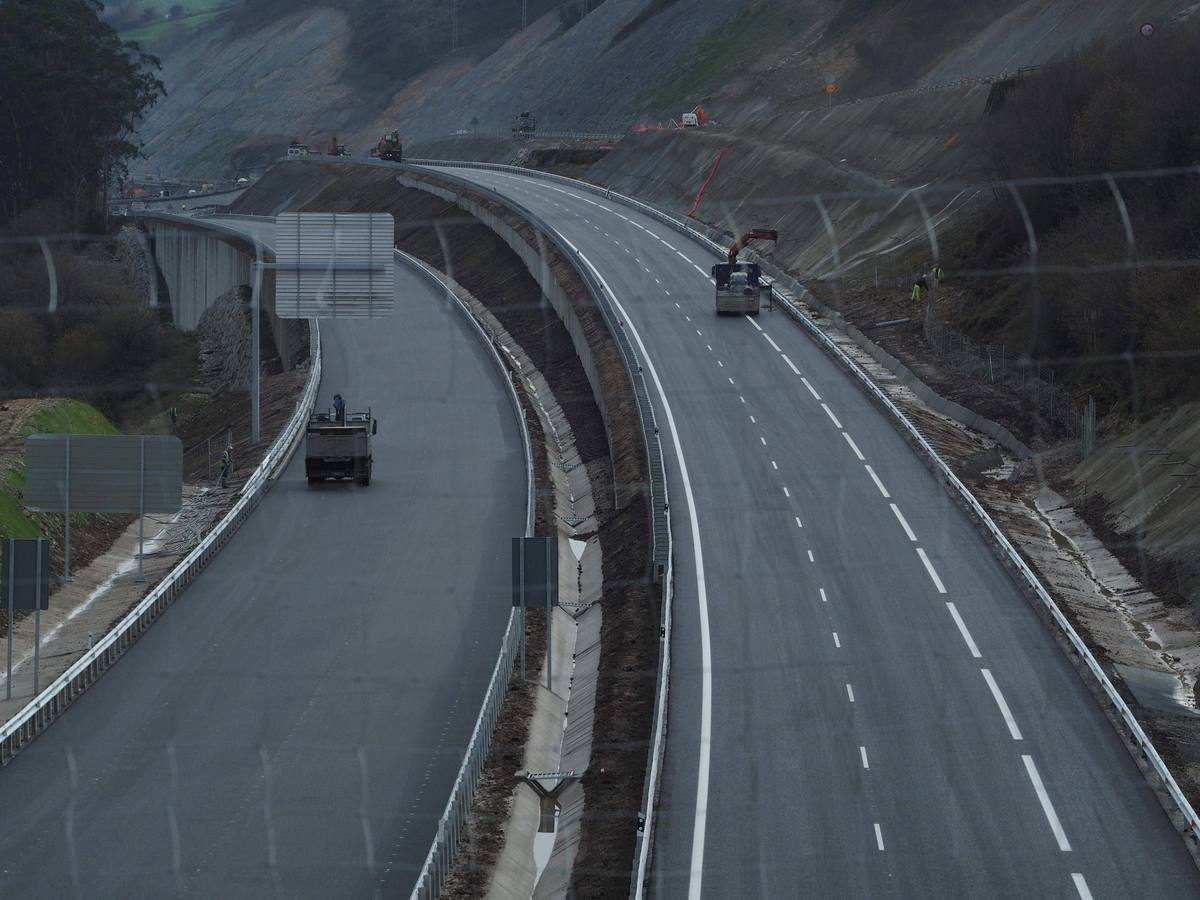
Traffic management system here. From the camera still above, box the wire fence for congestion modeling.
[922,301,1098,458]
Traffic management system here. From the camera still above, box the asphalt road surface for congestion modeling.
[424,165,1200,899]
[0,217,525,898]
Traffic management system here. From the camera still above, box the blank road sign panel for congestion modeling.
[275,212,394,318]
[512,537,559,608]
[2,538,50,610]
[24,434,183,514]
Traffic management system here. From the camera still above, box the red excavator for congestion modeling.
[370,130,403,162]
[712,229,777,315]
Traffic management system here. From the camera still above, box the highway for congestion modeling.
[0,218,525,897]
[422,166,1200,898]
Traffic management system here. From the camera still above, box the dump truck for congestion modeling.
[370,130,403,161]
[305,402,377,485]
[711,229,777,315]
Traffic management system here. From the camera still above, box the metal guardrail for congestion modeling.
[395,249,535,900]
[406,158,1200,882]
[0,301,320,767]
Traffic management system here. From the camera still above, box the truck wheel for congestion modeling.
[307,477,319,485]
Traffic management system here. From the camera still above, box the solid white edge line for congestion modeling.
[1071,873,1093,900]
[889,503,917,541]
[860,746,869,769]
[763,333,781,352]
[946,602,982,658]
[874,823,885,851]
[1022,755,1072,852]
[843,432,866,461]
[781,354,801,375]
[864,465,891,498]
[982,668,1023,740]
[916,547,947,593]
[801,377,821,400]
[821,403,843,429]
[564,241,713,900]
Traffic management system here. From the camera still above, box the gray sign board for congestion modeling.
[24,434,183,514]
[512,537,558,608]
[274,212,394,318]
[2,538,50,610]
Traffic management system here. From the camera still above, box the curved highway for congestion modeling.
[0,217,525,897]
[422,165,1200,899]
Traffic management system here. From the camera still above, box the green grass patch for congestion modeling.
[121,7,226,43]
[634,1,802,113]
[30,400,121,438]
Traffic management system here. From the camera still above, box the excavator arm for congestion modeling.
[728,228,778,266]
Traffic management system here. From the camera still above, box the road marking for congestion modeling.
[745,315,763,332]
[692,264,709,277]
[874,823,885,851]
[771,460,778,470]
[843,432,866,461]
[750,415,756,424]
[1022,755,1071,851]
[759,436,766,446]
[763,333,781,352]
[819,588,828,603]
[821,403,842,428]
[1072,874,1093,900]
[807,550,814,562]
[795,516,803,529]
[946,602,982,658]
[728,377,735,386]
[832,632,841,648]
[564,241,714,899]
[717,360,724,368]
[739,395,745,404]
[696,329,702,336]
[864,465,890,498]
[781,354,801,375]
[782,486,790,497]
[860,746,869,769]
[846,683,855,702]
[801,377,821,400]
[665,290,672,296]
[705,343,711,351]
[686,316,692,322]
[675,302,680,308]
[982,669,1023,740]
[890,503,917,541]
[916,547,947,593]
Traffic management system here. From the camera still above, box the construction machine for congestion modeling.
[326,136,352,157]
[511,111,537,141]
[680,105,708,128]
[286,139,310,160]
[370,130,403,162]
[305,401,377,485]
[711,229,777,316]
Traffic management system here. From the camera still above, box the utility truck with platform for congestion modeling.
[305,397,377,485]
[712,229,777,315]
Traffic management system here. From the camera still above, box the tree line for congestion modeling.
[0,0,165,231]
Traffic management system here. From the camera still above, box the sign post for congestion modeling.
[3,537,51,699]
[512,536,558,689]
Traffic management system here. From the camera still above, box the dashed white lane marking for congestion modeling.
[705,343,712,351]
[739,395,745,404]
[1022,755,1071,852]
[807,550,814,562]
[821,403,843,429]
[794,516,803,529]
[832,632,841,648]
[874,823,885,851]
[864,465,891,498]
[982,669,1023,740]
[728,377,735,386]
[846,683,855,702]
[916,547,947,593]
[696,329,702,336]
[782,486,790,497]
[655,277,661,285]
[1072,874,1093,900]
[763,333,781,352]
[771,460,778,470]
[692,264,709,277]
[860,746,870,769]
[781,354,801,375]
[801,377,821,400]
[745,315,763,332]
[819,588,828,603]
[890,503,917,541]
[843,432,866,461]
[759,436,766,446]
[717,361,724,368]
[946,602,982,658]
[665,290,672,296]
[750,415,756,424]
[686,315,692,322]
